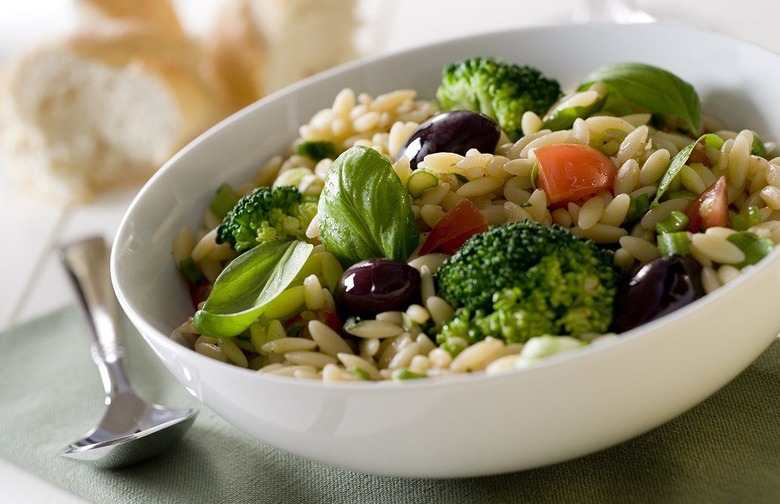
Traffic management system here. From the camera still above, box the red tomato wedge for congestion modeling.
[534,144,617,205]
[686,175,729,232]
[285,309,343,338]
[188,281,212,309]
[419,199,488,255]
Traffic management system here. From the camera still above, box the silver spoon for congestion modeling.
[59,235,198,468]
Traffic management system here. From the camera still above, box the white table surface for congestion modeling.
[1,1,777,502]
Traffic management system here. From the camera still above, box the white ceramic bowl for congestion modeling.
[112,23,780,478]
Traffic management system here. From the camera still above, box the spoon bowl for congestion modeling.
[60,236,198,469]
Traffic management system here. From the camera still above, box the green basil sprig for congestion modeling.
[318,146,419,268]
[579,62,702,136]
[652,133,722,207]
[193,240,313,337]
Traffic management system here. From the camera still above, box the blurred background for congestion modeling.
[2,0,779,60]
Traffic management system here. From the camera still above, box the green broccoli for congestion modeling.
[435,221,618,347]
[216,185,318,253]
[435,57,562,141]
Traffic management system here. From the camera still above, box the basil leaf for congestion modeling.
[727,232,774,269]
[579,62,701,135]
[652,133,722,207]
[542,102,598,131]
[652,141,697,207]
[542,92,605,131]
[318,146,419,267]
[193,240,314,337]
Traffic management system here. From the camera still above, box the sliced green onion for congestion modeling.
[179,256,204,284]
[657,232,691,256]
[392,368,426,380]
[351,367,372,381]
[655,210,690,235]
[727,231,774,268]
[625,193,651,223]
[209,183,240,219]
[730,206,761,231]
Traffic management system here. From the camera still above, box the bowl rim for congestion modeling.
[112,21,780,393]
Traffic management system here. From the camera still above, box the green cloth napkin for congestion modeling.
[1,305,779,504]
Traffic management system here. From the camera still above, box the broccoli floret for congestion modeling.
[435,57,562,141]
[435,221,618,345]
[216,185,318,253]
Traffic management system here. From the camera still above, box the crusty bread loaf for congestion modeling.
[73,0,185,40]
[0,0,361,202]
[204,0,360,112]
[0,24,228,202]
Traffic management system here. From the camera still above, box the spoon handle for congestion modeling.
[60,236,133,396]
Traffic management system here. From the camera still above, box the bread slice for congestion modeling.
[0,24,228,202]
[203,0,360,112]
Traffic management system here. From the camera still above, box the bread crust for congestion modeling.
[0,0,360,202]
[203,0,359,112]
[74,0,185,39]
[0,24,228,202]
[202,0,268,113]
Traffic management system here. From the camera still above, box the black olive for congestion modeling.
[334,259,421,318]
[613,255,705,333]
[398,110,501,170]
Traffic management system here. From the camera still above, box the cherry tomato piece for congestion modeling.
[685,175,729,232]
[534,143,617,205]
[188,281,212,309]
[418,200,488,256]
[284,309,344,339]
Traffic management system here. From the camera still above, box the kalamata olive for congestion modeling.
[398,110,501,170]
[613,255,705,333]
[334,259,421,318]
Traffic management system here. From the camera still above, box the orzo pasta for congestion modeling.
[171,58,780,382]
